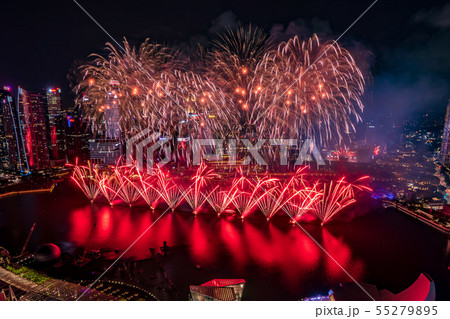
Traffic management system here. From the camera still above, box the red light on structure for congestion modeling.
[374,146,380,156]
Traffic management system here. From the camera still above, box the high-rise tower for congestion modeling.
[17,87,50,170]
[45,88,62,159]
[88,88,122,165]
[0,87,28,172]
[440,100,450,166]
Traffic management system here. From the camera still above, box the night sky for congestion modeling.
[1,0,449,123]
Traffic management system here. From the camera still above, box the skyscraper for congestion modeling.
[17,87,50,170]
[65,107,90,163]
[88,89,122,165]
[440,100,450,166]
[0,87,28,172]
[54,113,67,159]
[45,88,62,159]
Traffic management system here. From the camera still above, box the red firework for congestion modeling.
[313,176,371,225]
[131,169,160,210]
[183,162,217,214]
[71,163,371,225]
[70,162,101,202]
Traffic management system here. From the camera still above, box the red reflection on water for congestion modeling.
[114,207,135,246]
[69,206,94,245]
[95,206,113,243]
[219,217,248,270]
[321,228,364,282]
[267,223,320,285]
[115,207,147,258]
[190,216,218,265]
[152,212,179,247]
[67,204,364,290]
[242,221,276,266]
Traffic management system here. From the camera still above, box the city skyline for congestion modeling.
[0,0,449,309]
[0,1,449,121]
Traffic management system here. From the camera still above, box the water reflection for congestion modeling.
[321,228,364,282]
[1,186,447,300]
[67,203,364,291]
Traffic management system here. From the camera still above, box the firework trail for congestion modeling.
[313,176,371,225]
[256,34,365,144]
[71,164,371,225]
[70,162,101,202]
[98,172,120,205]
[74,39,227,141]
[152,168,184,211]
[205,185,238,216]
[131,169,161,210]
[183,162,217,214]
[74,28,366,158]
[114,165,141,206]
[283,186,322,223]
[257,167,318,221]
[231,176,279,219]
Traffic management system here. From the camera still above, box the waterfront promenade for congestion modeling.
[0,266,119,301]
[383,200,450,234]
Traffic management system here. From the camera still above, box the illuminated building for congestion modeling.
[17,87,50,170]
[88,90,122,165]
[190,279,245,301]
[440,100,450,165]
[0,87,29,172]
[89,138,121,165]
[65,107,89,163]
[45,88,62,159]
[54,113,67,160]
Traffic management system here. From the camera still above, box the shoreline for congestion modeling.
[383,200,450,234]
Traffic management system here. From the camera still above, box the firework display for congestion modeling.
[74,27,366,149]
[71,163,371,225]
[313,176,371,225]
